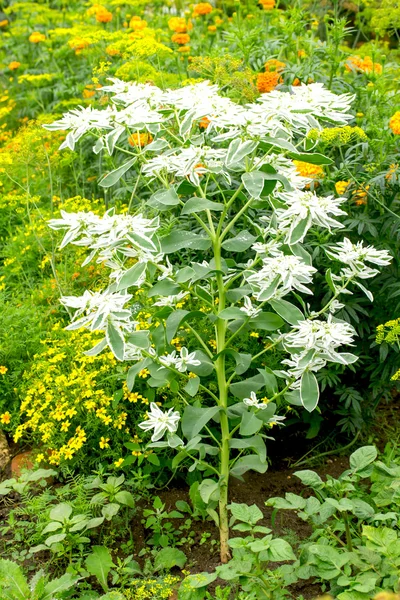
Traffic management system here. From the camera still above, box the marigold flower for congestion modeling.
[168,17,190,33]
[352,185,370,205]
[292,77,301,86]
[178,45,191,53]
[0,366,8,374]
[0,412,11,424]
[128,132,153,147]
[29,32,46,43]
[193,2,213,17]
[298,49,306,58]
[208,25,217,32]
[259,0,275,10]
[83,88,96,99]
[386,163,398,182]
[99,436,110,449]
[0,20,8,28]
[335,180,350,195]
[129,16,147,30]
[171,33,190,45]
[265,58,286,72]
[389,112,400,135]
[346,55,382,75]
[199,116,211,129]
[8,61,21,70]
[256,71,281,93]
[293,160,324,179]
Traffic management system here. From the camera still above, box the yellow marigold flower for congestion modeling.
[178,45,191,53]
[259,0,275,9]
[352,185,370,205]
[129,16,147,30]
[265,58,285,72]
[114,457,124,467]
[168,17,189,33]
[138,368,150,378]
[298,49,306,58]
[346,55,382,75]
[99,436,110,449]
[193,2,213,17]
[8,61,21,70]
[199,116,211,129]
[208,25,217,32]
[0,412,11,424]
[0,19,8,27]
[171,33,190,45]
[293,160,324,179]
[0,366,8,375]
[335,180,350,195]
[128,132,153,147]
[257,71,281,93]
[29,32,46,43]
[389,112,400,135]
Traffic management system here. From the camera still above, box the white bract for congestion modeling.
[138,402,181,442]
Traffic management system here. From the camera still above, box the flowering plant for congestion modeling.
[46,79,391,561]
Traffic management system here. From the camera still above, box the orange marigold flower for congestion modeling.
[29,32,46,43]
[292,77,301,86]
[293,160,324,179]
[259,0,275,9]
[193,2,213,17]
[389,112,400,135]
[265,58,285,72]
[171,32,190,45]
[208,25,217,32]
[0,412,11,424]
[106,45,120,56]
[335,180,350,195]
[298,49,306,58]
[353,185,370,205]
[346,55,382,75]
[8,61,21,70]
[199,116,211,129]
[69,38,90,52]
[128,132,153,147]
[256,71,281,93]
[96,8,112,22]
[0,19,8,28]
[83,88,96,99]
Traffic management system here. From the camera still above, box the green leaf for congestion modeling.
[127,330,150,349]
[265,539,296,562]
[154,547,187,571]
[269,298,304,325]
[239,411,263,436]
[0,559,30,600]
[184,376,200,397]
[116,262,146,291]
[242,171,266,199]
[115,491,135,508]
[294,470,324,490]
[182,406,220,439]
[187,350,214,376]
[229,435,266,463]
[230,454,268,478]
[229,503,263,525]
[165,309,204,343]
[161,231,211,253]
[148,279,181,298]
[49,503,73,522]
[45,533,67,546]
[126,358,151,391]
[226,138,258,167]
[148,187,180,209]
[249,311,284,331]
[221,230,257,252]
[85,546,115,592]
[300,371,319,412]
[181,197,224,214]
[218,307,246,320]
[288,151,333,165]
[42,574,78,600]
[350,446,377,474]
[289,217,310,245]
[230,373,266,399]
[106,321,125,361]
[99,157,136,188]
[180,572,217,591]
[198,479,220,503]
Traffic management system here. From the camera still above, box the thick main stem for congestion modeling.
[213,238,231,563]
